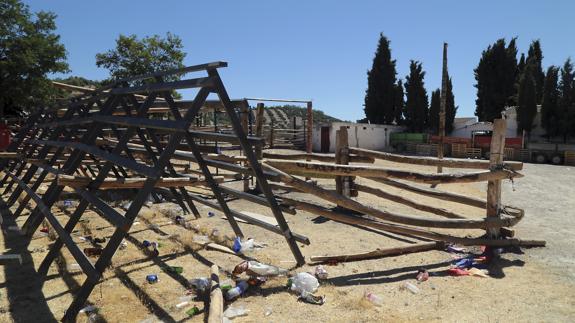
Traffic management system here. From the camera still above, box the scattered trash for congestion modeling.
[264,307,273,316]
[175,215,186,225]
[225,281,249,301]
[40,227,49,234]
[401,282,420,294]
[288,272,319,296]
[220,280,233,292]
[468,267,489,278]
[233,260,288,277]
[122,201,132,210]
[186,306,200,317]
[247,277,267,287]
[146,274,159,284]
[64,200,73,207]
[207,211,215,217]
[298,293,325,305]
[314,265,328,280]
[232,237,255,253]
[447,268,470,276]
[93,237,106,244]
[416,269,429,282]
[361,290,383,307]
[68,263,81,272]
[453,257,474,269]
[119,241,128,250]
[179,295,193,303]
[79,305,98,313]
[175,301,189,309]
[223,305,249,319]
[83,247,103,257]
[189,278,210,296]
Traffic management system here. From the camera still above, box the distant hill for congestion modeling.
[256,105,341,127]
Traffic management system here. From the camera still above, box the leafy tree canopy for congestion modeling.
[0,0,68,116]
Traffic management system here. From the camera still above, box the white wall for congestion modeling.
[313,122,404,153]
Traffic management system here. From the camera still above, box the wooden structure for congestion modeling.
[0,62,308,321]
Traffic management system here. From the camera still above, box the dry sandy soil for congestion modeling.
[0,153,574,323]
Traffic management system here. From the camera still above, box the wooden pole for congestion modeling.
[269,118,274,149]
[486,119,506,238]
[241,105,250,192]
[306,101,313,154]
[309,242,443,264]
[255,103,265,159]
[335,126,351,197]
[207,265,223,323]
[437,43,448,174]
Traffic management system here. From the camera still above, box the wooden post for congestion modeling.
[335,126,351,197]
[241,105,250,192]
[306,101,313,154]
[437,43,448,174]
[486,119,506,238]
[255,103,265,159]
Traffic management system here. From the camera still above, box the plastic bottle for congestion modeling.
[403,282,420,294]
[225,281,249,301]
[245,261,288,277]
[289,272,319,296]
[223,305,249,319]
[362,291,383,307]
[189,278,210,295]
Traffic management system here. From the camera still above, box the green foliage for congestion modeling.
[95,33,186,85]
[474,38,518,121]
[445,77,458,134]
[517,64,538,136]
[558,58,575,141]
[403,60,429,132]
[526,40,545,104]
[0,0,68,116]
[428,89,440,133]
[268,105,340,124]
[541,66,560,138]
[364,33,398,124]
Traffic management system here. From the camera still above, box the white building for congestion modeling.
[312,122,404,153]
[451,117,494,138]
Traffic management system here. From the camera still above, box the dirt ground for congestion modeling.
[0,153,574,323]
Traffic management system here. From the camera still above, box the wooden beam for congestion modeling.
[208,265,223,323]
[264,159,523,184]
[0,152,20,159]
[354,183,466,219]
[349,147,523,171]
[309,242,443,264]
[57,175,222,189]
[335,126,351,197]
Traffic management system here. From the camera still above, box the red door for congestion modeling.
[321,127,330,153]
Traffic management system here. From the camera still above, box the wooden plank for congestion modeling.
[0,152,20,159]
[264,159,523,184]
[0,254,23,265]
[349,147,523,170]
[58,175,221,189]
[208,265,223,323]
[335,126,351,197]
[309,242,443,264]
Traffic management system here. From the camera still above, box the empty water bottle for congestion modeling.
[225,281,249,301]
[289,272,319,296]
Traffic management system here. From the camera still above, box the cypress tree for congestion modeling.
[517,53,526,76]
[526,40,545,104]
[393,80,405,125]
[446,77,458,134]
[428,89,440,133]
[474,38,518,121]
[404,60,429,132]
[558,59,575,141]
[541,66,560,139]
[517,64,538,138]
[364,33,397,124]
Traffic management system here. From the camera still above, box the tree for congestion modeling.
[96,33,186,85]
[558,58,575,141]
[428,89,440,133]
[403,60,429,132]
[0,0,68,116]
[474,38,518,121]
[364,33,397,124]
[517,53,526,76]
[526,40,545,104]
[516,64,538,138]
[541,66,560,138]
[393,80,404,125]
[445,77,458,134]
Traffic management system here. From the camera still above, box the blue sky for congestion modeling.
[25,0,575,121]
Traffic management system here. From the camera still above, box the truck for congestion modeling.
[524,142,575,164]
